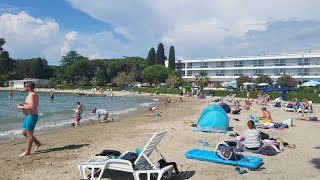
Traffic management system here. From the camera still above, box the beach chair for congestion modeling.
[78,131,173,180]
[285,101,300,112]
[297,101,313,113]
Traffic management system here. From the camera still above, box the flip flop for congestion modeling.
[235,166,248,174]
[287,144,296,149]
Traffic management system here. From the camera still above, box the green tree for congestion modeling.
[167,70,182,88]
[236,75,253,87]
[168,46,175,70]
[155,43,165,65]
[64,59,92,84]
[112,72,134,87]
[254,74,273,85]
[277,75,297,87]
[146,48,156,66]
[195,70,210,88]
[0,38,15,84]
[60,50,80,66]
[140,64,168,87]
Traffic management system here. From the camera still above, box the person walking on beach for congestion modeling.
[91,108,113,123]
[8,91,13,100]
[246,90,250,101]
[50,90,54,100]
[75,101,83,126]
[16,81,42,156]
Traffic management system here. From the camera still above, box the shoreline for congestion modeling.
[0,94,319,179]
[0,92,167,143]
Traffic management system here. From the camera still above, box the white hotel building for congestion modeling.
[172,52,320,86]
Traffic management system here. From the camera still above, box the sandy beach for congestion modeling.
[0,92,320,180]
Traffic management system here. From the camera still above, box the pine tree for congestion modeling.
[168,46,175,70]
[146,48,156,66]
[155,43,165,65]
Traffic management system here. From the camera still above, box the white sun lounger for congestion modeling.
[78,131,173,180]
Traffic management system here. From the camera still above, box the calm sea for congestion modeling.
[0,90,158,139]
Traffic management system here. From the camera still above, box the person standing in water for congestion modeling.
[8,91,13,100]
[50,90,54,100]
[75,101,83,126]
[17,81,42,156]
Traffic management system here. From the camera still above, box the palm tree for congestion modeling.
[195,70,210,88]
[167,70,182,88]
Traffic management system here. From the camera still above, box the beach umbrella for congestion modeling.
[242,82,255,85]
[301,80,320,86]
[257,83,270,86]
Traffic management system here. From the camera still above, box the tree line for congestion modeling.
[0,38,180,88]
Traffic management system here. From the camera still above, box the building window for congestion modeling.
[187,63,193,68]
[275,59,286,66]
[179,71,185,76]
[234,69,243,76]
[217,62,224,67]
[187,71,192,76]
[253,69,262,75]
[274,69,285,76]
[216,70,225,76]
[234,61,244,67]
[253,60,264,66]
[202,62,208,68]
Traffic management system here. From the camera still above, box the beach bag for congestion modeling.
[232,110,241,114]
[274,102,281,107]
[261,146,277,156]
[122,152,139,167]
[308,117,317,121]
[283,118,293,127]
[96,150,121,157]
[215,142,238,161]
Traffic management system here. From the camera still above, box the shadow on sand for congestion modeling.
[35,144,89,154]
[310,158,320,169]
[99,170,195,180]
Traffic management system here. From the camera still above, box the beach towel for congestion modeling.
[185,149,263,169]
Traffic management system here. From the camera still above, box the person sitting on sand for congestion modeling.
[149,106,158,116]
[179,96,184,102]
[243,120,261,150]
[92,108,113,123]
[259,107,272,120]
[166,97,171,103]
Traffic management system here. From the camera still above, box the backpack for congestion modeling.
[96,150,121,157]
[122,152,139,167]
[215,142,238,161]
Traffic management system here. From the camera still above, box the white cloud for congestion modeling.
[0,11,124,64]
[66,0,320,58]
[65,31,78,41]
[2,1,320,65]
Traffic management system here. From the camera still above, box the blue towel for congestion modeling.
[185,149,263,169]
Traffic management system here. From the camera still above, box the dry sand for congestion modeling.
[0,93,320,180]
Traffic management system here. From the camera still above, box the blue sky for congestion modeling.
[1,0,320,65]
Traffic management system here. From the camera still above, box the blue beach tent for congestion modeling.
[196,105,229,133]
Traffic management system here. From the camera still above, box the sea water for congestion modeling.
[0,91,158,139]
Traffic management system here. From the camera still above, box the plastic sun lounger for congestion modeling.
[78,131,173,180]
[185,149,263,169]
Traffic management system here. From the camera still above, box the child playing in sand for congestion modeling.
[149,106,158,116]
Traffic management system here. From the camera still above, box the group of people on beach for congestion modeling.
[15,82,114,157]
